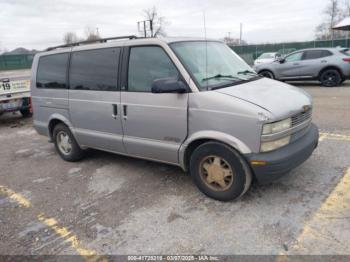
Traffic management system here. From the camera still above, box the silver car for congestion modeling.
[254,52,281,66]
[254,48,350,87]
[31,36,319,201]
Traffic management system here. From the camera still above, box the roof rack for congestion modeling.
[46,35,138,51]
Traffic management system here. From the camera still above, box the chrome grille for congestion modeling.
[291,108,312,127]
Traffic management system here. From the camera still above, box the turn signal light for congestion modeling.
[250,160,267,166]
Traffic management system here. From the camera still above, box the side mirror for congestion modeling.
[151,78,188,94]
[277,57,285,63]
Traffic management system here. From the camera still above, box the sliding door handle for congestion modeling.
[112,104,118,119]
[123,105,127,120]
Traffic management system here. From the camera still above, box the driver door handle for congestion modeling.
[293,63,300,66]
[112,104,118,119]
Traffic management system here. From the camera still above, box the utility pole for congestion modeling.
[137,20,151,38]
[239,23,243,45]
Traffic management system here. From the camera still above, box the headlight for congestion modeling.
[260,136,291,152]
[262,118,292,135]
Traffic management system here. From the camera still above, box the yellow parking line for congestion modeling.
[0,184,106,261]
[292,167,350,251]
[319,132,350,142]
[0,185,31,208]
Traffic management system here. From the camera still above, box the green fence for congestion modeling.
[0,54,35,71]
[231,38,350,65]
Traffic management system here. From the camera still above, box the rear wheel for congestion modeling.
[259,70,275,79]
[189,142,252,201]
[319,69,342,87]
[20,108,32,117]
[53,123,85,162]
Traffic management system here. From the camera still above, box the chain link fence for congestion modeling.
[1,38,350,71]
[0,54,35,71]
[231,38,350,65]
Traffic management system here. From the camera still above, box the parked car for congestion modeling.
[31,36,319,201]
[254,52,281,66]
[253,48,350,87]
[0,72,31,117]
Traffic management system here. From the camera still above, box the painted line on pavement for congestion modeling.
[0,184,106,261]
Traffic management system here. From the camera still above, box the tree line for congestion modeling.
[315,0,350,40]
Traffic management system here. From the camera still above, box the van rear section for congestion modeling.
[0,70,31,116]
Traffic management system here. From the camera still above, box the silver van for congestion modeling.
[31,36,319,201]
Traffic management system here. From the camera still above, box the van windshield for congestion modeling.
[170,41,259,90]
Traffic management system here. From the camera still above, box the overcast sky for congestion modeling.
[0,0,330,51]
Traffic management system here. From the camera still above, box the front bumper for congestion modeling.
[245,123,319,184]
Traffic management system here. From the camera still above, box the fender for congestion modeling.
[179,130,252,170]
[47,113,76,138]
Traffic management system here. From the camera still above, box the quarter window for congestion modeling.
[128,46,179,92]
[70,48,120,91]
[36,53,69,89]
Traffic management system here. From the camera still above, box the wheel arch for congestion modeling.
[318,65,344,79]
[258,69,275,78]
[48,114,75,141]
[179,131,252,171]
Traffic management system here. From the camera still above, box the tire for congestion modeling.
[259,70,275,79]
[319,69,342,87]
[189,142,252,201]
[20,109,32,117]
[53,123,85,162]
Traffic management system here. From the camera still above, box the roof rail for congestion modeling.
[46,35,138,51]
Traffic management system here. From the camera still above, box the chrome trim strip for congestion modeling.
[261,118,312,142]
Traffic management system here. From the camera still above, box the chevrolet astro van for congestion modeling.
[31,36,319,201]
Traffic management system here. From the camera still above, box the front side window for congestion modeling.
[128,46,179,92]
[171,41,255,90]
[285,52,303,62]
[36,53,69,89]
[70,48,120,91]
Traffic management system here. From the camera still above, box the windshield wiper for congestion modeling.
[202,74,245,82]
[237,70,258,76]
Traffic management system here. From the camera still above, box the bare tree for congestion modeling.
[63,32,78,44]
[341,0,350,17]
[223,36,247,46]
[315,0,349,40]
[85,26,101,41]
[143,6,168,37]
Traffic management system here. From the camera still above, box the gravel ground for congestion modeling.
[0,81,349,256]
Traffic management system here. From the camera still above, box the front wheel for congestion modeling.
[189,142,252,201]
[259,70,275,79]
[319,69,342,87]
[53,123,85,162]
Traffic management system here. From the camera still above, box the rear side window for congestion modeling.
[36,53,69,89]
[303,50,332,60]
[128,46,179,92]
[69,48,120,91]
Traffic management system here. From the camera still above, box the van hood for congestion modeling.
[215,77,312,119]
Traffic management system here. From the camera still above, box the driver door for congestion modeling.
[120,46,189,164]
[276,51,305,78]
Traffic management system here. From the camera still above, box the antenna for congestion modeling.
[203,11,209,90]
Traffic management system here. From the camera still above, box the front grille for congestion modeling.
[291,108,312,127]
